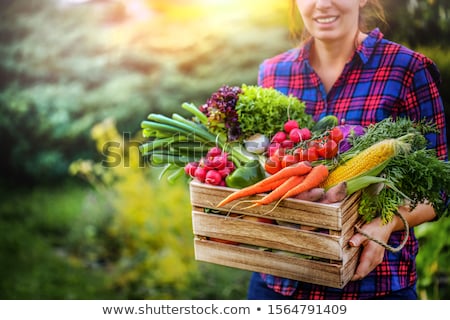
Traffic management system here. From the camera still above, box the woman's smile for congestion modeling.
[314,16,338,24]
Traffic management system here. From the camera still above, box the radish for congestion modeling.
[205,170,222,185]
[284,120,299,133]
[289,128,303,143]
[271,131,286,143]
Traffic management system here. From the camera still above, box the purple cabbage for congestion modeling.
[338,125,365,153]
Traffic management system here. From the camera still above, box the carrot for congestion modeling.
[262,161,312,183]
[216,161,311,208]
[216,176,290,207]
[243,175,306,209]
[279,164,329,201]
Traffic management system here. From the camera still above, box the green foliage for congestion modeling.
[0,181,121,299]
[236,85,314,139]
[383,0,450,47]
[0,0,291,182]
[416,218,450,299]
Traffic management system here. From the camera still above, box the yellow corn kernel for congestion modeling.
[323,139,404,188]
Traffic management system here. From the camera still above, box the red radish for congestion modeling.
[281,139,294,149]
[289,128,303,143]
[226,161,236,171]
[184,162,198,177]
[217,166,232,178]
[299,128,312,140]
[206,146,223,158]
[205,170,222,185]
[271,131,287,143]
[284,119,299,133]
[194,167,207,182]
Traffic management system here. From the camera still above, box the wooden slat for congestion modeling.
[194,239,355,288]
[192,211,343,260]
[189,181,360,230]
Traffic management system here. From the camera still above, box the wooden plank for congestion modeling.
[189,181,360,230]
[194,239,350,288]
[192,211,343,260]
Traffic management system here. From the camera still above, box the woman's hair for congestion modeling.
[289,0,387,43]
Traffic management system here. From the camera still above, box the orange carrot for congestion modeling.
[216,176,290,207]
[280,164,329,201]
[244,175,306,209]
[262,161,312,184]
[216,161,311,208]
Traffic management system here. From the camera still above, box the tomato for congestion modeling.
[281,154,298,168]
[265,156,282,175]
[317,139,338,159]
[329,127,344,143]
[267,142,281,157]
[293,147,319,162]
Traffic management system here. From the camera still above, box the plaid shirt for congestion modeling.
[257,28,448,299]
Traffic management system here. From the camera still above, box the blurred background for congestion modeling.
[0,0,449,299]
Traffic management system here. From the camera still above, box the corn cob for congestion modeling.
[323,138,410,188]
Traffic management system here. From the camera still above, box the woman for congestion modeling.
[248,0,448,299]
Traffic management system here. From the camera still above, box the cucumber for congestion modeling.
[311,115,339,133]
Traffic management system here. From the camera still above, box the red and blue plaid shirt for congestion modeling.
[257,28,448,299]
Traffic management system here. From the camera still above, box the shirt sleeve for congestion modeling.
[403,58,448,160]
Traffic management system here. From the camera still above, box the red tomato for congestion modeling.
[329,127,344,143]
[267,142,281,157]
[265,156,282,175]
[293,147,319,162]
[317,140,338,159]
[281,154,298,168]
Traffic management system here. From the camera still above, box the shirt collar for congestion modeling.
[356,28,384,64]
[297,28,384,65]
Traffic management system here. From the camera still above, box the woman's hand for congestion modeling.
[348,204,437,281]
[348,217,394,281]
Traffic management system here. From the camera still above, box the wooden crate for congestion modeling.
[189,180,362,289]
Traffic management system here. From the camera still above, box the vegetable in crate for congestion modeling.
[139,102,260,183]
[235,84,314,140]
[225,160,265,189]
[323,117,450,223]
